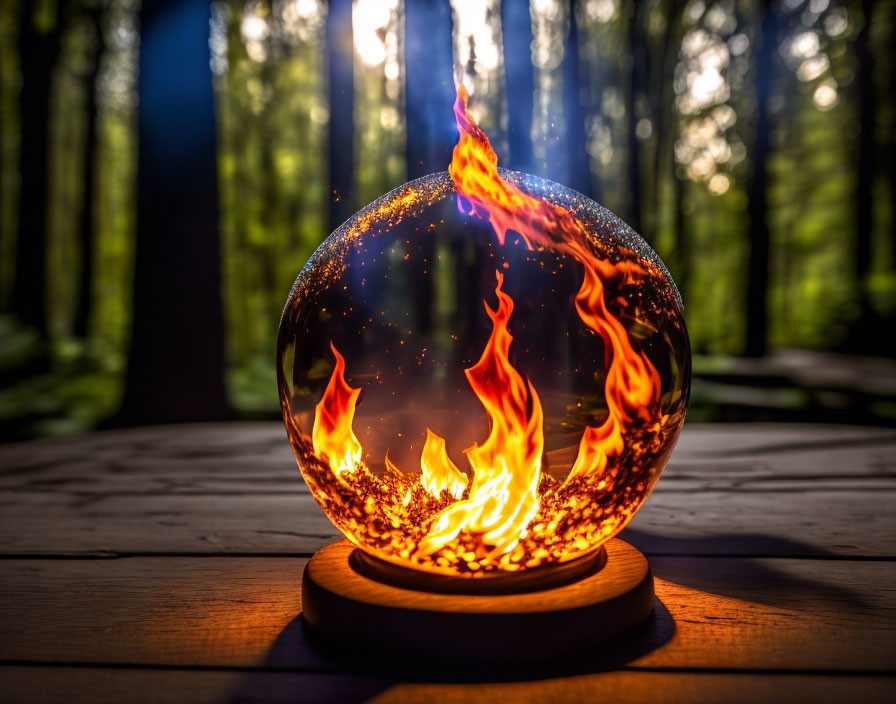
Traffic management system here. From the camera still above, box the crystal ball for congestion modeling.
[277,170,690,576]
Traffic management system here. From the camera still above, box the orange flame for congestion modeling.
[313,272,543,559]
[312,342,362,478]
[307,85,663,569]
[420,429,469,500]
[417,271,544,558]
[449,84,660,483]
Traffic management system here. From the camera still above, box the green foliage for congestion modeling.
[0,316,121,437]
[0,0,894,439]
[215,0,328,384]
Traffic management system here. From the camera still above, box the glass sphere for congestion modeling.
[277,170,690,577]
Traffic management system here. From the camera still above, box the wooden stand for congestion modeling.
[302,538,654,662]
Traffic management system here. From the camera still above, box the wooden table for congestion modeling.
[1,423,894,703]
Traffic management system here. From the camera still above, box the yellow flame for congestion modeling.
[448,84,660,485]
[420,429,469,500]
[306,86,664,571]
[312,342,362,477]
[416,272,544,557]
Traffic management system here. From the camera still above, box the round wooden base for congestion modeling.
[302,538,654,663]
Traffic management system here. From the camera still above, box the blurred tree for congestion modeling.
[258,12,281,309]
[0,24,5,312]
[220,3,253,365]
[659,0,686,291]
[74,4,106,339]
[890,6,896,274]
[326,0,354,232]
[672,155,688,297]
[3,0,896,439]
[119,0,229,423]
[744,0,775,357]
[647,0,683,245]
[353,2,405,207]
[562,0,592,198]
[501,0,535,173]
[405,0,454,336]
[849,0,876,347]
[624,0,645,235]
[12,0,67,339]
[405,0,455,178]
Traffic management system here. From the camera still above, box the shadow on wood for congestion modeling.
[623,529,878,613]
[226,590,676,703]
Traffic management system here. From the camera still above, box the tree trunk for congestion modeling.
[405,0,455,179]
[501,0,535,174]
[326,0,354,233]
[0,40,4,311]
[744,0,775,358]
[12,1,65,338]
[648,0,683,244]
[259,32,280,314]
[662,0,686,293]
[624,0,644,235]
[223,6,252,365]
[405,0,454,337]
[890,6,896,273]
[853,0,875,327]
[74,8,106,340]
[562,0,593,198]
[118,0,230,424]
[672,163,688,301]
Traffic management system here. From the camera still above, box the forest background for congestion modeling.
[1,0,894,441]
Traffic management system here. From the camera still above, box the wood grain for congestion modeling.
[0,667,893,704]
[367,671,896,704]
[2,423,893,492]
[0,486,887,557]
[0,555,892,672]
[1,422,894,703]
[308,540,645,612]
[0,423,893,557]
[0,667,389,704]
[302,539,653,662]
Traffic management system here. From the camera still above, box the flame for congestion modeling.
[302,86,668,573]
[313,272,543,559]
[312,342,362,478]
[449,84,660,484]
[416,271,544,558]
[420,429,469,500]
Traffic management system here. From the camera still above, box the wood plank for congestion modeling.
[0,556,893,673]
[1,424,894,557]
[0,492,340,556]
[551,424,896,488]
[2,423,892,701]
[368,672,894,704]
[2,423,894,494]
[0,667,388,704]
[624,489,895,557]
[0,485,891,558]
[1,667,894,704]
[0,423,309,495]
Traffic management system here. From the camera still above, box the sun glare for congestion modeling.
[353,0,395,66]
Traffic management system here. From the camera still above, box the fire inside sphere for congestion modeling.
[277,89,690,577]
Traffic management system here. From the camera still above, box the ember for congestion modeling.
[277,87,690,576]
